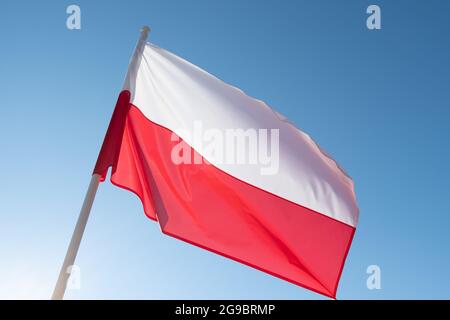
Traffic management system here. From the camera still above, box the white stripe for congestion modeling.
[123,43,359,227]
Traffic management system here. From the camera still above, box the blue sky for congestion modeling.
[1,0,450,299]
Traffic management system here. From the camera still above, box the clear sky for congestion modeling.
[1,0,450,299]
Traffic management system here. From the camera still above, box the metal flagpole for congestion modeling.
[51,26,150,300]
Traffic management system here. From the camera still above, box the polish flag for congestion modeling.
[94,39,359,298]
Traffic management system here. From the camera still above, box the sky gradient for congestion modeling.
[1,0,450,299]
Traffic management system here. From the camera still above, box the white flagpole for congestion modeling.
[51,26,150,300]
[51,173,100,300]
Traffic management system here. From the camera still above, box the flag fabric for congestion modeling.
[94,42,359,298]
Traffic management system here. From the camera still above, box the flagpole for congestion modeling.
[51,26,150,300]
[51,174,100,300]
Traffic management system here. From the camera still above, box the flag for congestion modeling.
[94,42,359,298]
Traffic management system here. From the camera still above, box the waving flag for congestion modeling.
[93,38,358,298]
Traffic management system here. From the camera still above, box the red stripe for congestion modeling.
[95,96,355,298]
